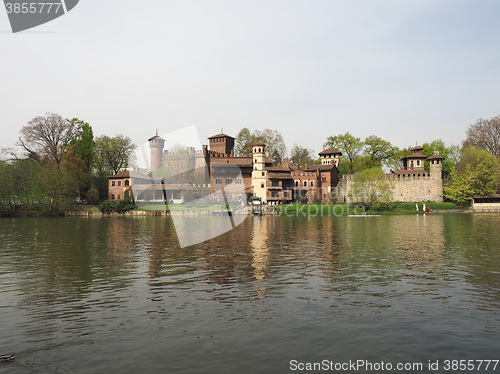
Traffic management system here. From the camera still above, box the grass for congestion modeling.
[275,201,460,216]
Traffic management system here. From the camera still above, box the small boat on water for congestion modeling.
[0,355,15,362]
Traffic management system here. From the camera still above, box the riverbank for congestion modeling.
[274,202,463,216]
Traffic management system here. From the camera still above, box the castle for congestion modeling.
[336,146,445,203]
[107,132,446,204]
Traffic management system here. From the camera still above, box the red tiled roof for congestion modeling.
[208,133,235,139]
[148,135,165,141]
[108,171,151,180]
[319,148,342,155]
[427,154,445,160]
[402,151,427,159]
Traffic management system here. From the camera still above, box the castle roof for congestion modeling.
[319,148,342,156]
[148,135,165,141]
[401,151,427,160]
[427,154,445,160]
[208,133,235,139]
[108,171,151,180]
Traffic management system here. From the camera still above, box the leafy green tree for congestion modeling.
[444,146,500,203]
[421,139,460,173]
[386,147,413,171]
[290,145,315,166]
[363,135,398,169]
[465,115,500,158]
[326,132,364,173]
[351,168,394,203]
[68,118,95,170]
[234,128,287,165]
[94,135,136,175]
[234,128,255,156]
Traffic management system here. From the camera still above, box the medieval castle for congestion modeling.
[108,131,445,204]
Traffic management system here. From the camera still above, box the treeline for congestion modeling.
[0,113,136,214]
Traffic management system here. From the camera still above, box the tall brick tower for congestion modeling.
[149,130,165,172]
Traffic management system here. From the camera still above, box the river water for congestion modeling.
[1,214,500,373]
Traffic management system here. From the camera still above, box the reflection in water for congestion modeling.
[250,217,270,299]
[1,214,500,374]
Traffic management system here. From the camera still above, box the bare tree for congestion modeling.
[18,113,77,164]
[465,115,500,158]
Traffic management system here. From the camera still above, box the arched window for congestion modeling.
[125,180,130,186]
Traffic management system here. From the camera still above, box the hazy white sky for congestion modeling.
[1,0,499,156]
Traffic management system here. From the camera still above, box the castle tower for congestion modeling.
[427,155,445,179]
[252,143,267,201]
[148,130,165,172]
[208,133,235,156]
[402,146,426,170]
[318,148,342,167]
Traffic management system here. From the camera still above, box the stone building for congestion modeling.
[147,131,340,204]
[336,146,446,203]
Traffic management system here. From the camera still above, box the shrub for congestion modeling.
[98,200,136,214]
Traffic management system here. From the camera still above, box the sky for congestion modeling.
[1,0,499,157]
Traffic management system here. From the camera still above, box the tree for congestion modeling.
[290,145,315,166]
[68,118,95,170]
[234,128,287,165]
[326,132,364,173]
[444,146,500,203]
[94,135,136,175]
[386,147,413,171]
[465,115,500,158]
[18,113,77,164]
[351,168,394,203]
[421,139,460,173]
[363,135,398,168]
[234,128,255,156]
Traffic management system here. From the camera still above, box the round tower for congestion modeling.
[148,130,165,172]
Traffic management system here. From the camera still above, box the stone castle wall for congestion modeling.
[335,172,444,203]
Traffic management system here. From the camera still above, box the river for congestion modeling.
[1,214,499,373]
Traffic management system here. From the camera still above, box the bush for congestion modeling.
[98,200,136,214]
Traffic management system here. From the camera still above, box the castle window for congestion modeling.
[117,195,121,200]
[262,172,265,177]
[226,177,232,184]
[272,180,279,187]
[303,181,308,187]
[255,159,257,163]
[111,194,115,200]
[322,177,326,182]
[295,181,299,187]
[118,181,122,186]
[417,160,420,166]
[236,177,242,184]
[216,177,222,184]
[111,181,115,186]
[310,181,314,187]
[125,180,130,186]
[261,183,264,188]
[259,148,262,153]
